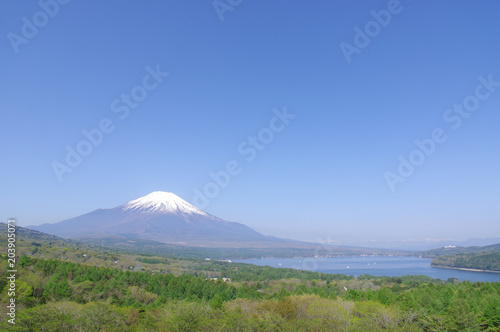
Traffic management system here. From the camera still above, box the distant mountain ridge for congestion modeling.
[339,238,500,251]
[420,242,500,258]
[29,191,296,248]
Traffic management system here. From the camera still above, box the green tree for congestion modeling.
[445,298,478,331]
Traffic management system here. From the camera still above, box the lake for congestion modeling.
[232,256,500,283]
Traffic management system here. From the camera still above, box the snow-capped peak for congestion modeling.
[123,191,208,216]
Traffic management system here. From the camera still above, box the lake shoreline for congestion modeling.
[234,256,500,282]
[432,265,500,275]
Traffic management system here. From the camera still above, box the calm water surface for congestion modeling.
[233,256,500,283]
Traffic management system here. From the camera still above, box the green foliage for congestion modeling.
[18,255,32,267]
[208,293,224,309]
[1,223,499,331]
[129,285,158,305]
[136,257,170,265]
[1,255,499,331]
[421,241,500,272]
[187,259,354,282]
[3,301,129,332]
[421,242,500,258]
[432,251,500,271]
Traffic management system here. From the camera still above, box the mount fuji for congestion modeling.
[30,191,293,247]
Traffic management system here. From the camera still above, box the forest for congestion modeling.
[422,242,500,272]
[431,252,500,272]
[1,224,500,331]
[1,256,500,331]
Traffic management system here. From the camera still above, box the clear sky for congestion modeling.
[1,0,499,244]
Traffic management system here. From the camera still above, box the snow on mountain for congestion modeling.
[122,191,209,217]
[28,191,284,247]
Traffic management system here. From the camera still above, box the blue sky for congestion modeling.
[1,0,500,244]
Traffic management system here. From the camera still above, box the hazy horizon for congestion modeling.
[15,190,500,248]
[2,1,499,245]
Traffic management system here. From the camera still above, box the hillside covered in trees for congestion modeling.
[421,242,500,272]
[422,243,500,258]
[2,224,500,330]
[431,252,500,272]
[1,256,500,331]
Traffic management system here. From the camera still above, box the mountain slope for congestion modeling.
[420,242,500,272]
[420,242,500,258]
[29,191,292,247]
[431,251,500,272]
